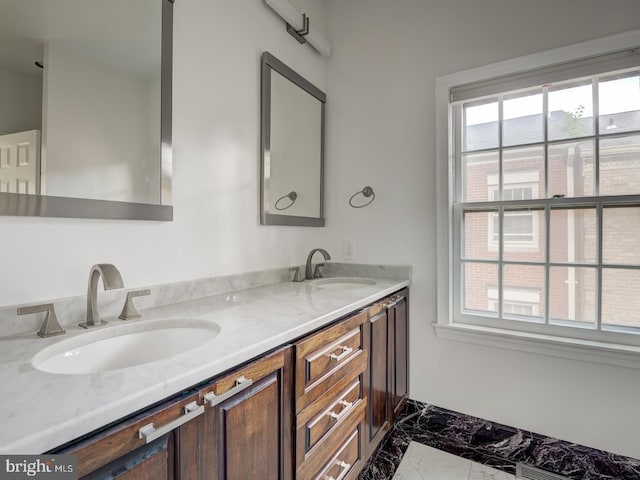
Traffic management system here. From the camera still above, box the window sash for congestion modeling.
[451,65,640,346]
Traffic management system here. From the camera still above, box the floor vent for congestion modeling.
[516,463,571,480]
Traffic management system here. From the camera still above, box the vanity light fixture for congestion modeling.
[264,0,331,56]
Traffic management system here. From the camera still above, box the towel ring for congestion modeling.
[275,191,298,211]
[349,186,375,208]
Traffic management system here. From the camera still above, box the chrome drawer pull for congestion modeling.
[329,346,353,362]
[325,460,351,480]
[385,296,404,309]
[138,401,204,444]
[327,400,353,421]
[204,375,253,408]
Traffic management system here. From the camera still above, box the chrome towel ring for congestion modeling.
[349,186,375,208]
[275,191,298,210]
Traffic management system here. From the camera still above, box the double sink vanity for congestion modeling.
[0,262,410,480]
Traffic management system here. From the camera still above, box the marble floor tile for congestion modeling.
[359,400,640,480]
[468,463,515,480]
[392,442,516,480]
[393,442,471,480]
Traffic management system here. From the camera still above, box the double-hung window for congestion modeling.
[443,44,640,350]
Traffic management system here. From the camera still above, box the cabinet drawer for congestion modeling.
[295,311,367,412]
[296,401,365,480]
[197,348,286,403]
[62,392,200,478]
[313,426,363,480]
[296,368,364,466]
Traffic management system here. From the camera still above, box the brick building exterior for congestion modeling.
[461,109,640,329]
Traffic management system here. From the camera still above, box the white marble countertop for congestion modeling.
[0,275,408,454]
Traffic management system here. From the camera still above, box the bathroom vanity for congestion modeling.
[0,272,409,480]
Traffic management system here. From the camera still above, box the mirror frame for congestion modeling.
[260,52,326,227]
[0,0,173,221]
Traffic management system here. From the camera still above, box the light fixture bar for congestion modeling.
[264,0,331,56]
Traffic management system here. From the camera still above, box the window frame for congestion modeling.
[435,29,640,368]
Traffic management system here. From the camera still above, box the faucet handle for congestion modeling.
[17,303,65,338]
[119,289,151,320]
[289,267,304,282]
[313,263,325,279]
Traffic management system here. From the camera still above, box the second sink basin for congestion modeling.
[32,319,221,375]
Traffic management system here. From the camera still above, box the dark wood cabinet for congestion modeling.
[293,310,367,480]
[61,391,199,480]
[389,290,409,417]
[364,302,391,455]
[364,289,410,457]
[196,347,293,480]
[62,349,292,480]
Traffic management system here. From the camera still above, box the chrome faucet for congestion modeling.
[305,248,331,280]
[79,264,124,328]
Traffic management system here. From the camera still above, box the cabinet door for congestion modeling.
[197,347,293,480]
[59,392,201,480]
[81,434,176,480]
[364,304,390,456]
[389,291,409,418]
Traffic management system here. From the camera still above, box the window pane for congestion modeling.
[549,208,596,263]
[548,83,594,141]
[548,140,595,198]
[463,210,498,260]
[502,146,544,200]
[502,208,545,261]
[502,264,545,322]
[603,206,640,265]
[599,73,640,134]
[602,268,640,329]
[503,91,543,146]
[462,151,499,202]
[463,262,498,316]
[599,135,640,196]
[463,100,498,151]
[549,267,596,326]
[456,66,640,338]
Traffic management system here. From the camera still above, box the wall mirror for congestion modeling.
[261,52,325,227]
[0,0,173,220]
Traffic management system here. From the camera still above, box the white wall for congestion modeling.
[0,0,328,306]
[43,42,156,203]
[323,0,640,459]
[0,67,41,136]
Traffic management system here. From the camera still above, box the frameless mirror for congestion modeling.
[261,52,325,227]
[0,0,172,220]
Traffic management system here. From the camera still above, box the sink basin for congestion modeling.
[32,319,221,375]
[313,277,377,288]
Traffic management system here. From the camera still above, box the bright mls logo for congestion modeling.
[0,455,76,479]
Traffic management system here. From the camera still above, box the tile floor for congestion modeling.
[359,400,640,479]
[393,442,515,480]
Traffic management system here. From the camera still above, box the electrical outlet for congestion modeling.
[343,240,354,260]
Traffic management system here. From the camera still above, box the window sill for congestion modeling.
[433,322,640,369]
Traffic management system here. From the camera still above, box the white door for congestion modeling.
[0,130,41,194]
